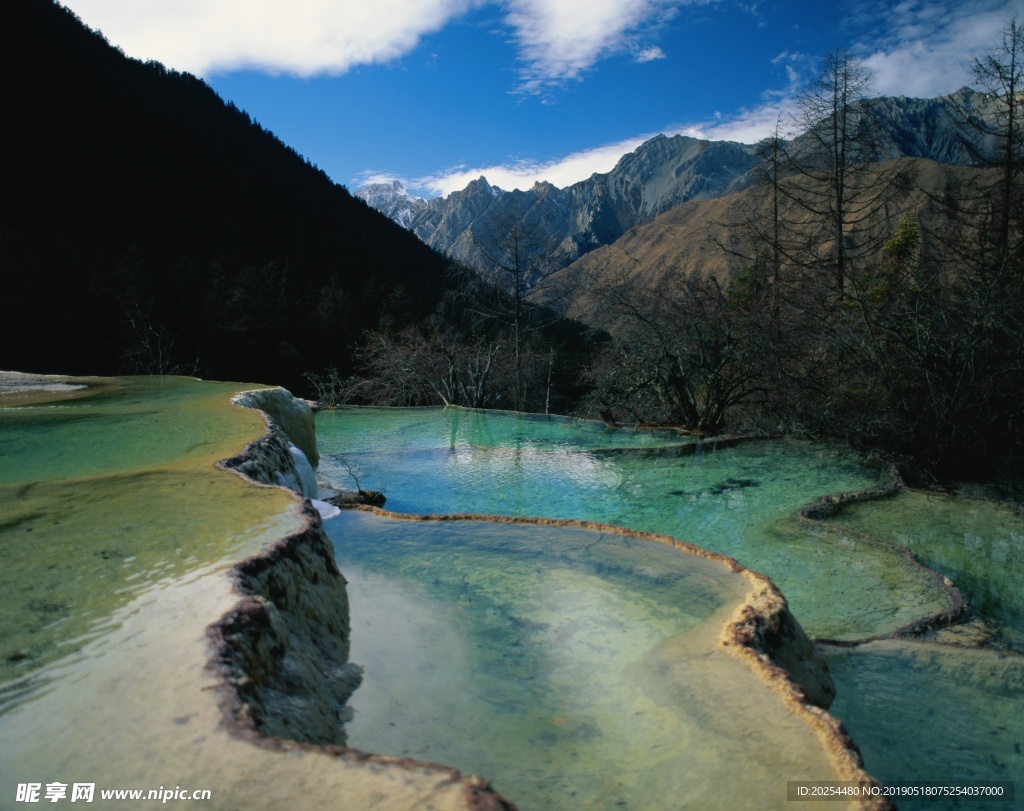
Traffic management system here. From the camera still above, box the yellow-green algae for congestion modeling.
[824,490,1024,649]
[0,376,508,810]
[0,376,880,810]
[0,376,296,680]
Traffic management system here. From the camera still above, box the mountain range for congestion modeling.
[358,134,760,279]
[0,0,456,389]
[555,156,985,324]
[357,87,1002,283]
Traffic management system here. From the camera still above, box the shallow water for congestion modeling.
[827,491,1024,650]
[4,386,1018,809]
[0,376,267,486]
[0,385,854,811]
[317,406,1024,804]
[0,512,483,811]
[317,407,949,640]
[824,640,1024,809]
[0,376,288,683]
[329,510,840,810]
[6,377,582,811]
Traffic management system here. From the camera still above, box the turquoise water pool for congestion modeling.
[4,386,1018,810]
[317,406,1024,808]
[317,407,948,640]
[327,510,846,810]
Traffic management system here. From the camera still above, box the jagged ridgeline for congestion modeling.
[357,87,1001,280]
[0,0,456,391]
[358,136,761,278]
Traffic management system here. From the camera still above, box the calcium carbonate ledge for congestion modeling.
[797,469,968,644]
[593,433,968,644]
[344,505,894,811]
[207,388,516,811]
[605,431,972,644]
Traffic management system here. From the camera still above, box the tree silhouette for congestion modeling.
[782,49,910,295]
[962,16,1023,258]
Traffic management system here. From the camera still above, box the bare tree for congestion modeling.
[783,49,911,295]
[474,206,531,408]
[455,200,575,411]
[120,302,202,376]
[360,325,503,409]
[757,118,786,296]
[302,367,368,407]
[963,16,1024,259]
[584,269,771,433]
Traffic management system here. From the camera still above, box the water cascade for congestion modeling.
[3,384,1019,810]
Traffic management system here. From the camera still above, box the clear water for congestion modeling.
[827,491,1024,650]
[316,407,950,640]
[317,406,1024,806]
[0,387,852,811]
[824,640,1024,809]
[0,376,295,683]
[5,387,1019,810]
[1,377,507,811]
[329,510,841,810]
[0,376,269,486]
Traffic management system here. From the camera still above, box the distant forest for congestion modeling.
[2,0,1022,480]
[577,37,1023,479]
[0,0,467,392]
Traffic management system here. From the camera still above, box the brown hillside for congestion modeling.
[557,157,986,325]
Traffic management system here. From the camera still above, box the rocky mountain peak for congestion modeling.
[354,180,426,230]
[355,88,1007,272]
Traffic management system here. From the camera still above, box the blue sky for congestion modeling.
[62,0,1020,197]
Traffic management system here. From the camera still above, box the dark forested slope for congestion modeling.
[0,0,455,390]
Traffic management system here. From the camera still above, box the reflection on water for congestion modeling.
[318,406,1024,804]
[328,510,840,811]
[317,407,947,640]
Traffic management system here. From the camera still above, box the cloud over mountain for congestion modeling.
[859,0,1020,97]
[60,0,685,85]
[506,0,682,91]
[62,0,482,76]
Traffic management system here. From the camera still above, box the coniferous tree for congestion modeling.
[961,16,1024,257]
[782,49,911,295]
[455,201,574,411]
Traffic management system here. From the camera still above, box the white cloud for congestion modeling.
[683,103,791,143]
[60,0,482,76]
[635,45,667,62]
[354,171,408,188]
[358,0,1022,200]
[62,0,690,84]
[505,0,687,91]
[409,100,793,197]
[856,0,1019,97]
[693,0,1021,147]
[413,134,655,196]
